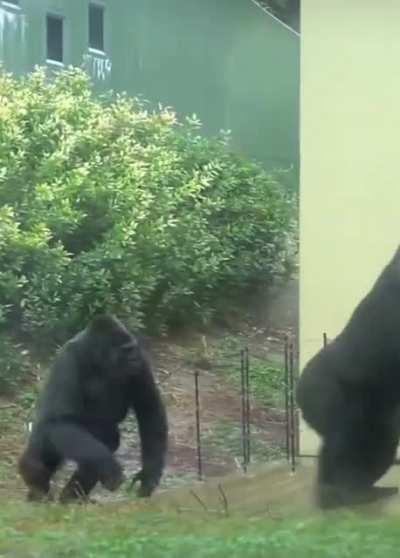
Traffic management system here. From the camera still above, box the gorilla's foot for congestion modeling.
[317,484,399,509]
[100,461,125,492]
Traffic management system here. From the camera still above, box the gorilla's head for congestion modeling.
[86,314,145,378]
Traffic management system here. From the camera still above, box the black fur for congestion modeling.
[297,246,400,507]
[18,314,168,503]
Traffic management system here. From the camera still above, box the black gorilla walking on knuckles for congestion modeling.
[18,314,168,503]
[297,246,400,508]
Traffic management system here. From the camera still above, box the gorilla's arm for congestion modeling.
[129,366,168,497]
[37,346,84,420]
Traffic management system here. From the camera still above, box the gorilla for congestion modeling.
[297,246,400,508]
[18,314,168,503]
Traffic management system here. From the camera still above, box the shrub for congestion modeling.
[0,67,297,343]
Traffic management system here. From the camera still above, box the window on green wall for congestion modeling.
[46,14,63,63]
[89,3,104,52]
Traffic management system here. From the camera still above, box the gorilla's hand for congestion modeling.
[129,468,158,498]
[99,459,125,491]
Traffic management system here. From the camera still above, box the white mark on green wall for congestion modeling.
[0,6,26,61]
[83,52,112,81]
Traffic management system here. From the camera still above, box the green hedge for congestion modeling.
[0,67,297,351]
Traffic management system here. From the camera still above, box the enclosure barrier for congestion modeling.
[193,335,299,479]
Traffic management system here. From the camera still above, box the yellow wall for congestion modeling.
[299,1,400,455]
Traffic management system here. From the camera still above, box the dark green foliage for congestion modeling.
[0,67,297,347]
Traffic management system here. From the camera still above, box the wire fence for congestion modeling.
[192,334,300,480]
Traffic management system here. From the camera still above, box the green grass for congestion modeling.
[2,501,400,557]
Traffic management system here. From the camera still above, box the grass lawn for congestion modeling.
[1,499,400,558]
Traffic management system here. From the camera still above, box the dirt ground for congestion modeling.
[1,278,299,502]
[115,277,298,497]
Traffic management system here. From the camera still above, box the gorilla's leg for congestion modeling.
[317,427,399,508]
[18,447,61,502]
[47,423,123,495]
[58,425,122,503]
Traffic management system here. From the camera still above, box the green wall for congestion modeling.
[0,0,299,173]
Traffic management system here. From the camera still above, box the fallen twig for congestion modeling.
[189,489,208,512]
[217,483,229,516]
